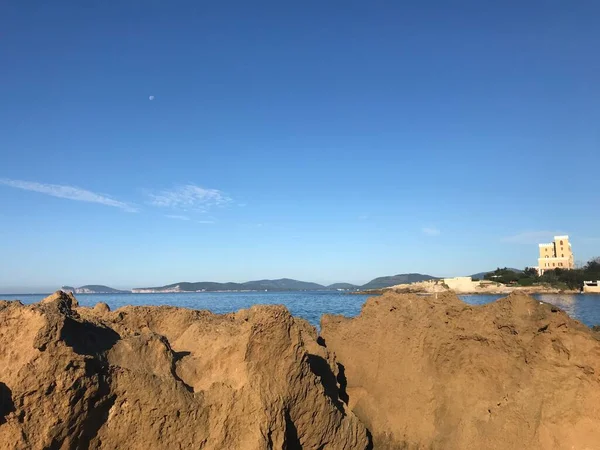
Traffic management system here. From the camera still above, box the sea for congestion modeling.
[5,291,600,329]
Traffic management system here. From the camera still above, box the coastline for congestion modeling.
[354,281,581,296]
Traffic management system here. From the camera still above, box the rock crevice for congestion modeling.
[0,292,368,449]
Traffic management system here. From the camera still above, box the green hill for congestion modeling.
[242,279,325,290]
[77,285,129,293]
[136,279,328,292]
[360,273,438,290]
[137,275,444,292]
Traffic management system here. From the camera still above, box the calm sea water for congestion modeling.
[462,294,600,328]
[6,291,600,328]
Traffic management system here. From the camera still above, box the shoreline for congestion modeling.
[354,285,582,296]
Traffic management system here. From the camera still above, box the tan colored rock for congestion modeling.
[386,279,574,295]
[41,289,79,308]
[321,291,600,449]
[93,302,110,313]
[0,292,369,449]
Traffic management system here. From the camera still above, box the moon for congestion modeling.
[149,95,155,101]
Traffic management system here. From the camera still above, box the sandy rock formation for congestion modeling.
[0,292,369,449]
[93,302,110,313]
[386,279,569,295]
[321,291,600,449]
[42,289,79,307]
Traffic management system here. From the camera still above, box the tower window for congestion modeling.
[560,240,563,245]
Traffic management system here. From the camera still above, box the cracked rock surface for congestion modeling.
[0,291,369,450]
[321,291,600,449]
[3,290,600,449]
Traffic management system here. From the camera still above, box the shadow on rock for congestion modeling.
[0,382,15,425]
[284,409,302,450]
[336,363,350,405]
[173,350,191,362]
[306,354,346,414]
[62,319,120,355]
[78,360,116,450]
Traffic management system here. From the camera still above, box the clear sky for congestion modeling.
[1,2,599,293]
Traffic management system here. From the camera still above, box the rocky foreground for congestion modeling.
[322,292,600,449]
[1,291,600,449]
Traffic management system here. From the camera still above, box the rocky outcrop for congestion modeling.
[5,290,600,449]
[0,292,369,449]
[321,291,600,449]
[379,279,573,295]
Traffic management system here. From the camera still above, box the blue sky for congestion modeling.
[1,2,599,292]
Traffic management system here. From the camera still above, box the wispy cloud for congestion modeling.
[165,214,190,221]
[422,227,441,236]
[358,214,369,220]
[197,220,215,224]
[502,230,566,244]
[0,178,137,212]
[148,184,231,211]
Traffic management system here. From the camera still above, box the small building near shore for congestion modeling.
[583,281,600,294]
[443,277,474,291]
[536,235,575,276]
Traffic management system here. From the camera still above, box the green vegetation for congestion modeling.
[140,274,437,292]
[141,279,327,292]
[78,285,128,293]
[360,273,438,290]
[484,257,600,290]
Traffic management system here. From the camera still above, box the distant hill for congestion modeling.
[61,285,129,294]
[327,283,360,290]
[78,285,129,293]
[242,279,325,291]
[360,273,438,290]
[133,278,328,293]
[135,275,445,293]
[470,268,523,279]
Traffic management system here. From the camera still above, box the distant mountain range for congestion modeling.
[131,274,437,293]
[60,271,513,294]
[132,278,349,293]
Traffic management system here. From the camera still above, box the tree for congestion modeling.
[585,257,600,272]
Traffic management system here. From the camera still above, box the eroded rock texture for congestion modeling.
[321,292,600,450]
[0,291,369,449]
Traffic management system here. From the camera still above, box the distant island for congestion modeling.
[60,285,130,294]
[62,271,532,294]
[130,274,439,293]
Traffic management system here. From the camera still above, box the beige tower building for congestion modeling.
[537,235,574,275]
